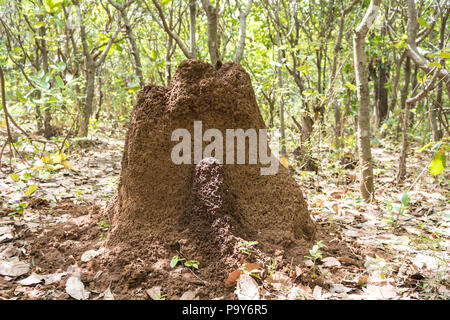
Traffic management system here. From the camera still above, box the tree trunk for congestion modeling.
[389,50,406,114]
[189,0,197,58]
[353,0,380,201]
[39,21,53,139]
[201,0,220,65]
[79,63,96,137]
[330,16,345,149]
[276,0,286,157]
[397,57,411,140]
[375,61,389,127]
[234,0,252,63]
[122,12,144,87]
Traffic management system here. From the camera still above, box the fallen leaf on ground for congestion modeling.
[330,283,352,294]
[236,274,260,300]
[322,257,341,268]
[146,286,162,300]
[225,269,241,288]
[313,285,322,299]
[65,270,90,300]
[243,262,261,272]
[267,272,292,290]
[362,284,398,299]
[17,272,67,286]
[80,247,105,262]
[0,257,30,277]
[102,287,114,300]
[180,290,198,300]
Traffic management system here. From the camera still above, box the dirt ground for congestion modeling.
[0,122,449,300]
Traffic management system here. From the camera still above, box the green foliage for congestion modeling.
[237,240,259,257]
[170,255,200,270]
[429,149,446,176]
[305,241,325,279]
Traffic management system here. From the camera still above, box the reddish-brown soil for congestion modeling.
[3,198,356,300]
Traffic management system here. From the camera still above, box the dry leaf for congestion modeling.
[281,157,289,168]
[329,191,344,199]
[236,274,260,300]
[0,257,30,277]
[358,275,369,286]
[80,248,105,262]
[65,271,90,300]
[180,290,198,300]
[322,257,341,268]
[243,262,261,272]
[293,266,304,280]
[312,285,322,299]
[267,272,292,290]
[102,287,114,300]
[146,286,162,300]
[331,203,339,214]
[17,273,44,286]
[225,270,241,288]
[362,284,398,299]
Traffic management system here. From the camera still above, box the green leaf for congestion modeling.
[55,75,64,88]
[30,76,50,90]
[401,193,411,206]
[415,141,437,153]
[170,256,179,268]
[345,82,357,91]
[9,173,20,182]
[429,149,446,176]
[34,21,46,29]
[57,62,66,72]
[417,17,431,29]
[429,62,442,68]
[25,184,38,197]
[161,0,172,6]
[430,51,450,59]
[438,51,450,59]
[43,0,64,13]
[151,49,158,61]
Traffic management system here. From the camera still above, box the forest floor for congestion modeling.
[0,123,449,300]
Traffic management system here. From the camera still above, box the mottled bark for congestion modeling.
[234,0,252,63]
[353,0,381,201]
[189,0,197,58]
[200,0,220,65]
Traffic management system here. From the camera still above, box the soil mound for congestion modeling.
[104,60,316,296]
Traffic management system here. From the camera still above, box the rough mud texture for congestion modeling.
[103,59,316,297]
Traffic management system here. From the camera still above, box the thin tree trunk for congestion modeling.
[201,0,220,65]
[39,20,53,139]
[165,36,173,84]
[123,13,144,87]
[353,0,381,201]
[328,0,361,148]
[75,0,119,137]
[389,50,407,114]
[234,0,252,63]
[375,61,389,127]
[189,0,197,58]
[276,0,286,157]
[397,57,411,140]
